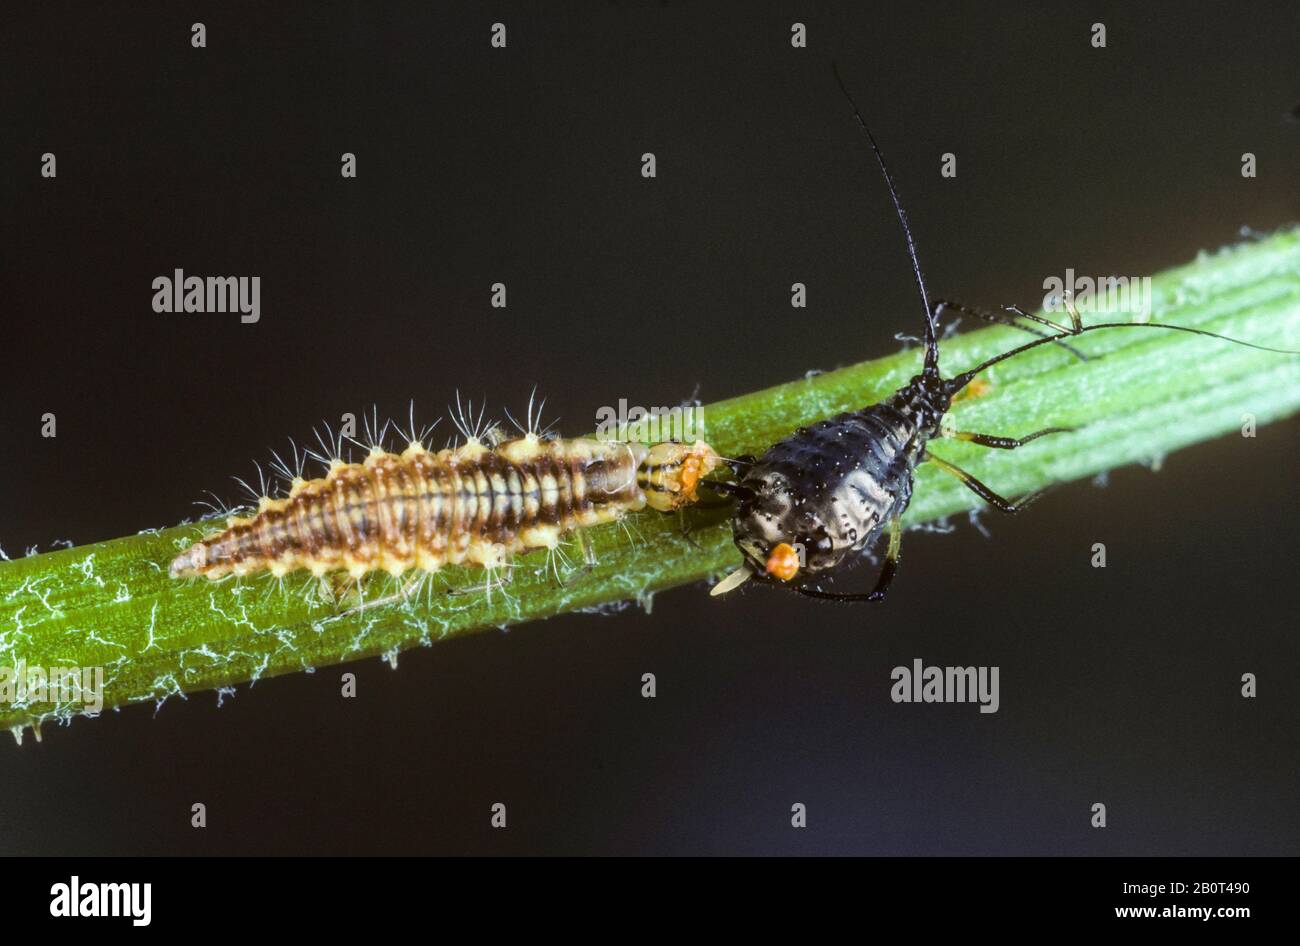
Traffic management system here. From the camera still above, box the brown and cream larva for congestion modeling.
[169,434,722,582]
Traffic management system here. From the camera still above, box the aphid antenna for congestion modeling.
[834,65,1096,371]
[945,319,1300,395]
[832,62,940,380]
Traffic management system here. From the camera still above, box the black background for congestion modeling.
[3,2,1298,855]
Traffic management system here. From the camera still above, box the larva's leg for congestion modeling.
[793,515,902,603]
[942,427,1074,450]
[924,452,1045,514]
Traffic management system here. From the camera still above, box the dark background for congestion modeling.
[3,2,1297,855]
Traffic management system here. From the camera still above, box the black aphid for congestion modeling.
[707,65,1298,603]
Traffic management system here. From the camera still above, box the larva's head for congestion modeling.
[639,440,723,512]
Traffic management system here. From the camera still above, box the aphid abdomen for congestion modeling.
[826,404,922,541]
[733,403,922,575]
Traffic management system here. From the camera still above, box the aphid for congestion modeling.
[709,66,1299,602]
[170,403,721,597]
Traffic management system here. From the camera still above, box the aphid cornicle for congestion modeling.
[170,430,721,586]
[708,66,1299,603]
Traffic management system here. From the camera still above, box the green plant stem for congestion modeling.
[3,229,1299,740]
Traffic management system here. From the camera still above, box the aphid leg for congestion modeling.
[943,427,1074,450]
[936,298,1074,335]
[794,514,903,603]
[924,452,1044,514]
[933,299,1090,362]
[1060,292,1085,333]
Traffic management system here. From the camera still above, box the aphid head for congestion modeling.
[896,373,953,432]
[711,478,840,596]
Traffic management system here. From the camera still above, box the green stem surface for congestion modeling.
[3,229,1299,740]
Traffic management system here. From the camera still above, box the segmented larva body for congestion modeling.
[170,437,721,580]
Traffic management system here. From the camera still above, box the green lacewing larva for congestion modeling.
[171,402,721,588]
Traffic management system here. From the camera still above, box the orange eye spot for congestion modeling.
[765,543,801,582]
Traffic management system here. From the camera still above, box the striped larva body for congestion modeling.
[170,437,721,581]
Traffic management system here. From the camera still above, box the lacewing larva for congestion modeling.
[170,406,721,589]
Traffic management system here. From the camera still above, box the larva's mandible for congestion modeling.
[170,434,721,582]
